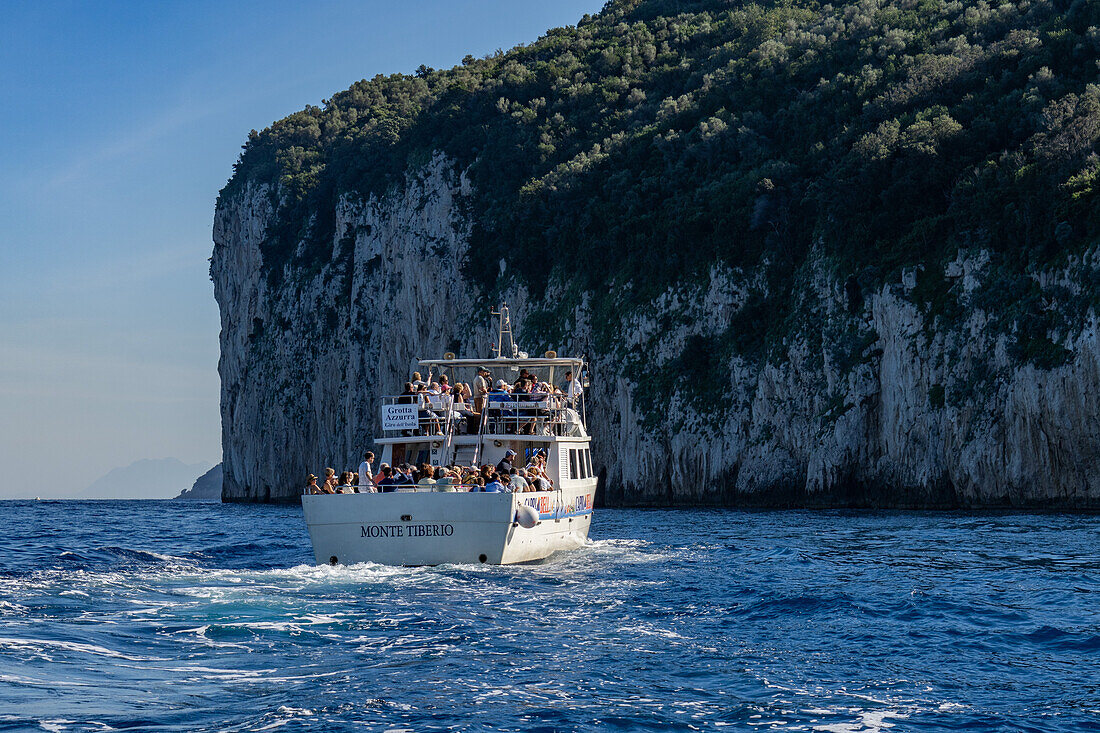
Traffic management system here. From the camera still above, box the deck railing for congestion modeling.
[308,483,478,494]
[307,484,556,494]
[379,394,584,440]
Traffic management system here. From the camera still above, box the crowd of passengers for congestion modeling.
[397,367,584,435]
[305,449,555,495]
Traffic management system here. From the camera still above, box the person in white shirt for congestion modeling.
[508,467,529,492]
[563,371,583,406]
[358,451,376,493]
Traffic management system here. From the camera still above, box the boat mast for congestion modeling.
[490,303,518,358]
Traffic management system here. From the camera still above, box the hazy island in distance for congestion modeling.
[211,0,1100,508]
[80,458,213,500]
[174,464,224,501]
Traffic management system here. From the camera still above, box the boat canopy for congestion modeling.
[418,357,583,370]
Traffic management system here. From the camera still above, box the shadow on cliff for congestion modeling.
[595,470,1100,511]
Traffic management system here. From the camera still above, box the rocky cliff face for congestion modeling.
[213,154,1100,508]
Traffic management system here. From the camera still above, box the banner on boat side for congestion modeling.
[490,400,550,411]
[381,403,419,430]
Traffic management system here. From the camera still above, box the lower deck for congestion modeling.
[376,435,597,491]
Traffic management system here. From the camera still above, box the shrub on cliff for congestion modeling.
[220,0,1100,368]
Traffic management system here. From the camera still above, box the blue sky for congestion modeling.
[0,0,603,497]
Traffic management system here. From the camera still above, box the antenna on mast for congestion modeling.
[490,303,517,358]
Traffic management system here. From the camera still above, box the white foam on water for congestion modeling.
[0,637,167,662]
[936,702,968,711]
[39,720,73,733]
[812,710,909,732]
[615,624,686,640]
[0,673,90,688]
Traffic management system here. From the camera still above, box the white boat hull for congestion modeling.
[301,484,595,566]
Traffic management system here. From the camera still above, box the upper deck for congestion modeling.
[376,304,588,465]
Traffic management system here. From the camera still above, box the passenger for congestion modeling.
[305,474,319,495]
[562,371,583,406]
[321,468,337,494]
[452,386,481,434]
[529,468,552,492]
[508,467,528,493]
[418,385,442,435]
[434,468,456,492]
[335,471,354,494]
[376,466,399,493]
[483,473,507,493]
[438,374,450,393]
[496,449,517,475]
[527,382,550,435]
[396,464,415,484]
[398,382,417,404]
[411,371,427,389]
[430,383,452,420]
[513,379,537,435]
[526,448,545,468]
[417,464,437,491]
[486,380,508,422]
[398,383,418,436]
[359,452,376,492]
[373,462,389,485]
[474,367,491,413]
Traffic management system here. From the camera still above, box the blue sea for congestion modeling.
[1,502,1098,732]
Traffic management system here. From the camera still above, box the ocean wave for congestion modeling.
[0,504,1097,731]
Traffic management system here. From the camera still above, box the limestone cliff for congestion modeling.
[213,153,1100,507]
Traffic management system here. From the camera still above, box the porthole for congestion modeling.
[329,555,338,566]
[479,554,488,563]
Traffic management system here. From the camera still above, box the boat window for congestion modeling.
[580,450,589,479]
[568,449,578,480]
[392,444,429,467]
[584,449,593,478]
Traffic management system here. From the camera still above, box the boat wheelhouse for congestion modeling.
[301,304,597,566]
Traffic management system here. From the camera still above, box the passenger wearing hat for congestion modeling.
[485,378,511,431]
[305,474,319,495]
[474,367,490,413]
[496,449,517,475]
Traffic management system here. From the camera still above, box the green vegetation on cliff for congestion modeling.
[222,0,1100,369]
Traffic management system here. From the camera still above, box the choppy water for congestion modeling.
[0,502,1098,731]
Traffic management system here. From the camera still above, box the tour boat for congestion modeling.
[301,305,597,565]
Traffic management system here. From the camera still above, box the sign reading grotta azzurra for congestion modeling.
[381,403,418,431]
